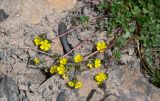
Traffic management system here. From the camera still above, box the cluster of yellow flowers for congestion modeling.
[67,80,82,89]
[94,73,108,85]
[34,36,51,51]
[33,36,109,88]
[49,56,83,89]
[50,57,68,80]
[87,58,102,69]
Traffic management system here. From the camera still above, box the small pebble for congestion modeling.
[0,9,9,22]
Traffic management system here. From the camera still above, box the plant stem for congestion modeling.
[105,31,138,73]
[83,51,99,61]
[22,47,55,57]
[61,32,97,57]
[83,27,123,61]
[52,25,81,43]
[52,15,108,42]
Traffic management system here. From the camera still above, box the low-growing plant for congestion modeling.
[32,32,109,88]
[27,0,160,89]
[97,0,160,87]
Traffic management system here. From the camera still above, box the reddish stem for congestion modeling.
[83,51,99,61]
[52,15,108,42]
[83,27,123,61]
[61,32,97,57]
[52,25,81,42]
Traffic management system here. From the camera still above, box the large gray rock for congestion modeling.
[105,65,160,101]
[0,76,19,101]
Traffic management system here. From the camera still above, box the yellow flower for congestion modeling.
[87,63,93,69]
[62,73,69,80]
[94,73,108,85]
[67,81,74,87]
[57,64,65,75]
[50,65,57,74]
[74,54,83,63]
[74,81,82,89]
[96,41,107,52]
[60,57,67,65]
[40,39,51,51]
[94,58,101,68]
[33,57,40,65]
[34,36,42,46]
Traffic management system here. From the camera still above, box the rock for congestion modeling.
[67,32,80,47]
[106,65,123,89]
[57,92,68,101]
[96,32,108,41]
[28,50,37,58]
[68,69,75,80]
[19,54,28,61]
[10,48,23,57]
[51,37,64,55]
[0,9,9,22]
[120,54,132,65]
[89,88,104,101]
[105,66,160,101]
[24,69,46,85]
[80,41,94,56]
[104,89,149,101]
[0,49,6,60]
[25,91,44,101]
[122,46,135,56]
[46,0,77,12]
[0,76,19,101]
[77,31,93,40]
[37,76,77,101]
[22,96,29,101]
[106,49,112,56]
[19,85,29,91]
[77,96,87,101]
[77,75,98,97]
[42,88,51,100]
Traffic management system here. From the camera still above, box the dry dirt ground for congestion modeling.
[0,0,160,101]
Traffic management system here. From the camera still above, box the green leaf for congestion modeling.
[113,47,122,61]
[116,36,126,48]
[122,32,131,39]
[79,15,89,23]
[131,6,141,16]
[97,0,108,12]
